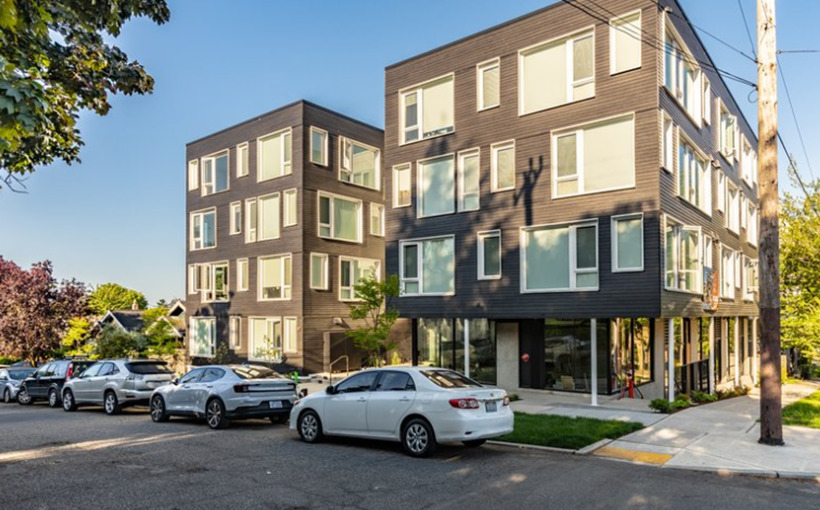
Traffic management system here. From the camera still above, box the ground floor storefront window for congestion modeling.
[415,318,497,385]
[543,319,609,393]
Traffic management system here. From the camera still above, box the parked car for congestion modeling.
[17,359,96,407]
[1,367,36,403]
[62,359,175,414]
[290,367,513,458]
[149,364,297,429]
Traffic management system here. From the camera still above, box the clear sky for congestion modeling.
[1,0,817,305]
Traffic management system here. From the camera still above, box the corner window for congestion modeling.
[229,316,241,350]
[202,151,229,196]
[258,193,281,241]
[458,149,480,211]
[340,137,380,190]
[237,258,249,292]
[478,230,501,280]
[340,257,381,301]
[310,253,329,290]
[318,192,362,242]
[370,203,384,236]
[400,236,455,296]
[522,222,598,292]
[417,154,455,218]
[491,141,515,192]
[612,214,644,272]
[236,143,249,177]
[310,127,328,166]
[393,164,411,208]
[189,317,216,358]
[477,59,500,111]
[230,202,242,235]
[190,209,216,250]
[188,160,199,191]
[610,11,641,74]
[400,74,454,144]
[665,218,701,293]
[258,128,292,181]
[258,254,292,301]
[678,138,711,214]
[284,189,297,227]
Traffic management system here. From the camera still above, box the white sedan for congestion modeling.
[289,367,513,457]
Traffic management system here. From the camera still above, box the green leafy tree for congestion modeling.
[141,306,178,357]
[255,334,283,367]
[61,316,93,357]
[93,323,145,359]
[345,273,400,367]
[88,283,147,315]
[0,0,170,190]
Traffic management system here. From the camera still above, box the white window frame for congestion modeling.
[200,261,229,303]
[611,213,644,273]
[393,163,412,208]
[399,235,456,297]
[339,256,382,302]
[399,73,455,145]
[248,316,283,362]
[520,220,599,293]
[190,208,216,251]
[257,254,292,302]
[339,136,381,191]
[416,153,456,219]
[256,128,292,182]
[201,150,229,196]
[476,58,500,111]
[702,77,712,125]
[664,216,702,295]
[491,141,515,193]
[284,317,298,353]
[309,253,329,291]
[662,113,674,173]
[719,100,738,164]
[309,126,328,167]
[743,257,759,301]
[747,201,758,247]
[229,201,242,235]
[237,258,249,292]
[245,198,257,243]
[477,230,502,280]
[370,203,385,237]
[317,191,363,243]
[609,10,642,75]
[283,188,298,227]
[726,183,740,234]
[717,170,726,212]
[188,317,216,358]
[257,192,281,241]
[229,316,241,350]
[663,17,702,127]
[719,246,738,299]
[187,264,197,294]
[677,134,712,215]
[188,160,199,191]
[236,143,249,178]
[458,148,481,211]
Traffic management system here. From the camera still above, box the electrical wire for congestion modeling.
[737,0,757,60]
[777,55,815,180]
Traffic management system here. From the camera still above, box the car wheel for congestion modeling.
[150,395,169,422]
[62,390,77,412]
[17,386,32,405]
[205,398,229,429]
[48,388,60,408]
[462,439,487,448]
[3,388,9,404]
[402,418,437,458]
[104,391,121,415]
[298,410,323,443]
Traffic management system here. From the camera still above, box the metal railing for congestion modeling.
[329,355,349,385]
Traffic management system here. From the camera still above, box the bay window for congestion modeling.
[400,236,455,296]
[258,128,292,181]
[522,221,598,292]
[190,209,216,250]
[340,257,381,301]
[318,192,362,242]
[340,137,380,190]
[612,214,643,272]
[458,149,480,211]
[258,254,292,301]
[417,154,455,218]
[400,74,454,144]
[665,219,701,293]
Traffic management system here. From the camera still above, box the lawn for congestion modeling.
[782,390,820,429]
[497,412,644,450]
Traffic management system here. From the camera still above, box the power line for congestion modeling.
[777,55,815,180]
[777,132,819,216]
[778,49,820,54]
[737,0,757,59]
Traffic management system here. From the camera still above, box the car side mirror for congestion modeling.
[326,385,336,395]
[172,377,179,385]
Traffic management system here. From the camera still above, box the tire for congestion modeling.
[17,386,32,406]
[462,439,487,448]
[48,388,60,408]
[62,389,77,412]
[150,395,169,423]
[3,388,9,404]
[104,391,121,415]
[205,398,229,430]
[297,410,323,443]
[402,418,437,458]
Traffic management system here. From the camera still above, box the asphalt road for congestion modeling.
[1,402,818,510]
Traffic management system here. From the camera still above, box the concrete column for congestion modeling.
[708,318,715,394]
[463,319,470,378]
[591,319,598,407]
[668,318,675,402]
[752,317,759,384]
[734,317,740,387]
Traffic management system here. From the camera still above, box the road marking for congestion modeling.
[593,446,673,465]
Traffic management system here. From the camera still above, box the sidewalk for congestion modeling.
[510,389,664,426]
[592,381,820,480]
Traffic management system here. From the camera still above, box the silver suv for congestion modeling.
[62,359,174,415]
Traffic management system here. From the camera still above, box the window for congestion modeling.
[237,258,249,292]
[310,253,329,290]
[340,257,381,301]
[747,201,758,246]
[283,189,297,227]
[702,77,712,124]
[188,160,199,190]
[258,193,281,241]
[662,114,674,172]
[400,74,454,144]
[740,192,747,231]
[187,264,197,294]
[717,171,726,212]
[229,316,241,350]
[258,254,292,301]
[370,203,384,236]
[665,219,701,293]
[258,128,292,181]
[201,152,229,196]
[199,261,228,302]
[245,198,257,243]
[478,230,501,280]
[249,317,282,362]
[678,138,711,213]
[236,143,249,177]
[284,317,297,353]
[719,102,738,162]
[720,248,738,299]
[741,137,756,185]
[458,149,480,211]
[318,192,362,242]
[310,127,328,166]
[400,236,455,296]
[610,11,641,74]
[703,235,713,269]
[520,30,594,115]
[553,115,635,198]
[230,202,242,235]
[726,184,740,233]
[393,164,411,208]
[340,137,380,190]
[477,58,500,110]
[375,371,415,391]
[336,371,378,393]
[190,209,216,250]
[417,154,455,218]
[612,214,643,272]
[522,221,598,292]
[664,21,702,124]
[744,257,759,301]
[189,317,216,358]
[491,141,515,192]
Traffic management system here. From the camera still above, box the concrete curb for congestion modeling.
[576,438,613,456]
[487,440,576,455]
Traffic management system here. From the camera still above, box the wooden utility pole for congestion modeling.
[757,0,784,446]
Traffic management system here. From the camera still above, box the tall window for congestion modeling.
[310,127,328,166]
[720,248,737,299]
[719,102,738,162]
[400,74,454,144]
[188,160,199,191]
[662,114,674,172]
[258,254,291,301]
[478,230,501,280]
[258,193,281,241]
[310,253,329,290]
[717,171,726,211]
[200,262,229,302]
[458,149,480,211]
[258,129,292,181]
[678,139,711,213]
[284,317,298,353]
[665,219,701,293]
[726,184,740,233]
[610,11,641,74]
[741,137,756,185]
[230,202,242,235]
[477,58,500,110]
[744,258,759,301]
[520,30,594,115]
[202,152,229,195]
[236,143,249,177]
[340,257,381,301]
[188,264,197,294]
[400,236,455,296]
[393,164,411,208]
[702,77,712,124]
[249,317,282,362]
[340,137,380,190]
[189,317,216,358]
[612,214,643,272]
[318,192,362,242]
[746,201,758,246]
[522,222,598,292]
[370,203,384,236]
[491,141,515,192]
[190,209,216,250]
[417,154,455,218]
[283,189,297,227]
[237,258,249,292]
[553,115,635,197]
[229,316,241,350]
[245,198,257,243]
[664,22,702,124]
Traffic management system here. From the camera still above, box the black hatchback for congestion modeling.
[17,359,96,407]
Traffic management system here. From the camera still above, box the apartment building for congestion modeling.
[384,0,760,400]
[185,101,387,373]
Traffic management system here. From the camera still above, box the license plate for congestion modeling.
[485,401,497,413]
[268,401,283,409]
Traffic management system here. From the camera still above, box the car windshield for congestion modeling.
[9,369,35,380]
[420,370,483,388]
[232,367,284,380]
[125,362,172,375]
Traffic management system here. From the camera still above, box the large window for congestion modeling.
[678,138,711,213]
[662,114,674,172]
[458,149,480,211]
[416,318,497,385]
[522,221,598,292]
[283,189,297,227]
[544,319,609,393]
[318,192,362,242]
[477,230,501,280]
[400,236,455,296]
[284,317,297,353]
[741,137,757,185]
[553,115,635,198]
[229,316,241,350]
[258,254,291,301]
[720,248,738,299]
[258,129,292,181]
[393,164,411,208]
[340,257,381,301]
[744,257,759,301]
[249,317,282,362]
[520,30,594,114]
[340,137,380,190]
[746,200,758,246]
[189,317,216,358]
[236,143,249,177]
[491,141,515,192]
[190,209,216,250]
[726,184,740,233]
[202,152,229,196]
[310,253,329,290]
[719,102,738,163]
[310,127,328,166]
[610,11,641,74]
[612,214,643,272]
[665,219,701,293]
[199,261,229,302]
[188,160,199,191]
[245,198,257,243]
[702,77,712,124]
[400,74,454,144]
[258,193,281,241]
[417,154,455,218]
[477,58,500,111]
[664,21,702,124]
[230,202,242,235]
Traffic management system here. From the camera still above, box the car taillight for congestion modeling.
[233,384,250,393]
[502,396,510,406]
[449,398,480,409]
[66,365,73,379]
[126,374,144,381]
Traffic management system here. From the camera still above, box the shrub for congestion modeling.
[672,395,692,410]
[649,398,674,413]
[691,391,718,404]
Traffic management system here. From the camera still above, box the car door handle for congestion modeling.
[357,398,367,403]
[399,397,411,402]
[205,386,213,389]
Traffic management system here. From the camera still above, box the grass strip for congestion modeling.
[783,390,820,429]
[497,412,644,450]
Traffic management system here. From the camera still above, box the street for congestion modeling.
[0,404,818,509]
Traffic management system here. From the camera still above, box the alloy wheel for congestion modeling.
[405,423,429,454]
[62,391,74,411]
[3,389,9,403]
[150,397,165,422]
[48,389,58,407]
[17,388,31,405]
[301,414,318,441]
[105,393,116,414]
[206,400,223,429]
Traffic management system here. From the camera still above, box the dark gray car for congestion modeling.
[1,368,36,403]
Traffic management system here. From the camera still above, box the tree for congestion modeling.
[345,273,400,367]
[88,283,147,315]
[0,257,87,363]
[93,323,145,359]
[141,306,179,357]
[61,316,93,357]
[0,0,171,190]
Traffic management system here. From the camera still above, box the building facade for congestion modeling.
[185,101,388,373]
[384,0,760,400]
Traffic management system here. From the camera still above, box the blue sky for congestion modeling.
[1,0,817,305]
